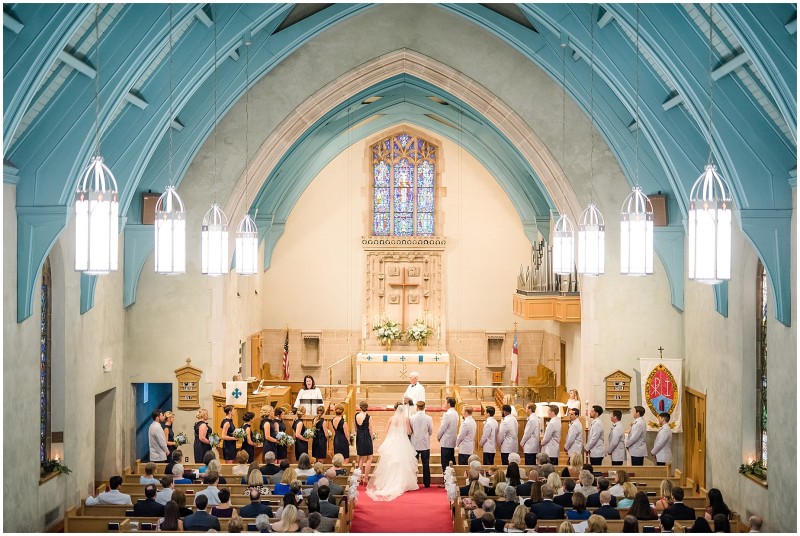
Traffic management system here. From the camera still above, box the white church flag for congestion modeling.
[639,358,682,433]
[226,381,248,407]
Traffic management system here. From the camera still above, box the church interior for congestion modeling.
[3,3,796,533]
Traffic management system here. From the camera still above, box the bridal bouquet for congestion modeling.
[175,432,188,447]
[232,428,246,440]
[371,432,378,441]
[276,432,295,447]
[373,317,402,348]
[303,428,316,439]
[209,433,221,448]
[405,320,432,348]
[252,432,264,445]
[349,432,356,446]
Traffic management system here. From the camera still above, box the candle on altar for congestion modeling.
[437,321,441,341]
[362,318,367,339]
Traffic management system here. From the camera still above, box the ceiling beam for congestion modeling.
[661,93,683,111]
[58,49,96,78]
[229,47,240,61]
[170,118,184,131]
[628,119,639,132]
[785,16,797,35]
[194,5,213,28]
[711,50,750,81]
[124,92,148,110]
[4,11,24,34]
[597,10,614,29]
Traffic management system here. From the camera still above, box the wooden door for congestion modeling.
[250,334,262,378]
[683,387,706,490]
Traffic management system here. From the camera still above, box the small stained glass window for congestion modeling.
[756,261,768,468]
[40,258,52,463]
[371,133,437,236]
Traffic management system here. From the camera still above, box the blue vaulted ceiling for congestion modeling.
[3,3,796,325]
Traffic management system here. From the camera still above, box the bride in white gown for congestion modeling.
[365,404,419,501]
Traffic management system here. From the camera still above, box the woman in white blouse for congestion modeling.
[293,375,324,415]
[566,389,581,411]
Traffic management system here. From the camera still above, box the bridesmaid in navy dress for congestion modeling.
[311,405,331,462]
[274,407,288,462]
[260,405,277,462]
[193,408,212,463]
[332,403,350,460]
[355,401,373,484]
[220,405,237,463]
[293,406,309,462]
[242,411,256,463]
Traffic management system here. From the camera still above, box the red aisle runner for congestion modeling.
[349,484,453,533]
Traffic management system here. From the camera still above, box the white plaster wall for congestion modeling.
[3,184,132,532]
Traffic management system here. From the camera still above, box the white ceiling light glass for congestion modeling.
[155,186,186,274]
[235,214,258,275]
[578,202,605,276]
[620,186,654,276]
[552,213,575,276]
[74,6,118,275]
[201,203,229,276]
[688,165,732,284]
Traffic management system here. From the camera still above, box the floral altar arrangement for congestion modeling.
[405,319,433,350]
[373,317,402,350]
[175,432,188,447]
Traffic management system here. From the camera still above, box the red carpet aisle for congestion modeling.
[349,484,453,533]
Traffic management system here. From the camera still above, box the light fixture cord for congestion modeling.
[94,4,101,157]
[589,6,595,201]
[707,4,714,165]
[168,3,174,188]
[634,4,640,187]
[213,5,218,204]
[561,26,568,198]
[244,32,250,219]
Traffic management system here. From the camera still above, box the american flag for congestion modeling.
[282,330,290,380]
[511,331,519,385]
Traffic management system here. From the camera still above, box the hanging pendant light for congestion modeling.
[201,203,229,276]
[688,5,733,284]
[75,6,118,275]
[235,33,258,276]
[577,7,604,277]
[620,186,654,276]
[155,186,186,274]
[552,214,575,276]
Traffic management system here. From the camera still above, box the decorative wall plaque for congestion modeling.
[604,370,632,410]
[175,358,203,411]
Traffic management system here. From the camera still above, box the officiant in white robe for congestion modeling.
[402,372,426,414]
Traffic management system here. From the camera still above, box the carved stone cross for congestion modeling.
[388,266,419,331]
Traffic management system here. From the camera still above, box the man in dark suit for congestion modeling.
[587,477,617,507]
[594,491,621,520]
[479,512,497,532]
[662,487,696,520]
[316,485,340,518]
[516,469,540,499]
[660,513,675,533]
[183,495,220,531]
[530,484,565,520]
[239,489,274,518]
[553,478,575,508]
[493,485,519,521]
[132,484,165,517]
[165,450,182,476]
[260,451,281,477]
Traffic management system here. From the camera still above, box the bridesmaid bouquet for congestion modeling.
[175,432,188,446]
[209,433,221,448]
[371,432,378,441]
[303,428,316,439]
[276,432,295,447]
[252,432,264,445]
[232,428,246,440]
[349,432,356,446]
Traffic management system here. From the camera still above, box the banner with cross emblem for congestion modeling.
[226,381,248,407]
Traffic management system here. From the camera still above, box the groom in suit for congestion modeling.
[438,397,459,477]
[410,401,433,488]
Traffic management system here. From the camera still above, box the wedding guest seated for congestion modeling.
[522,475,543,508]
[246,469,271,496]
[316,485,339,519]
[165,450,183,476]
[274,467,297,495]
[608,470,628,497]
[662,487,695,520]
[480,513,497,533]
[331,453,347,476]
[228,516,245,533]
[233,450,251,477]
[85,475,132,505]
[133,484,166,517]
[594,491,620,520]
[207,458,228,484]
[587,477,617,507]
[461,469,482,496]
[171,489,193,517]
[211,488,238,518]
[545,472,563,496]
[276,492,307,521]
[622,515,639,533]
[517,469,540,498]
[470,500,496,532]
[616,483,637,508]
[290,480,308,499]
[470,460,493,487]
[197,471,222,506]
[155,476,174,505]
[540,463,555,480]
[660,513,675,533]
[271,459,292,485]
[689,517,712,533]
[508,453,527,480]
[140,462,160,485]
[748,515,763,533]
[171,464,193,484]
[574,470,598,497]
[503,505,528,532]
[654,479,674,513]
[506,462,523,488]
[627,491,658,520]
[553,479,575,508]
[199,451,216,474]
[296,453,315,479]
[494,485,520,521]
[566,492,591,521]
[240,489,274,519]
[586,514,608,533]
[255,514,272,533]
[306,462,326,486]
[524,512,538,533]
[272,504,301,532]
[557,520,575,533]
[530,484,565,520]
[319,470,344,498]
[536,452,550,466]
[463,490,488,520]
[704,488,732,522]
[184,495,221,531]
[561,454,583,479]
[261,451,281,476]
[713,514,731,533]
[156,500,183,531]
[302,512,323,533]
[304,494,335,532]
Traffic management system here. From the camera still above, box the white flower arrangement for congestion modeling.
[232,428,246,440]
[175,432,188,446]
[444,465,459,501]
[405,320,432,343]
[373,317,402,345]
[276,432,295,447]
[371,432,378,441]
[209,433,221,448]
[348,469,362,501]
[303,428,316,439]
[252,432,263,445]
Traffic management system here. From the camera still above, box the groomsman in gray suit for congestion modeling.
[650,412,672,466]
[607,410,625,466]
[626,406,647,466]
[410,401,433,487]
[456,406,477,465]
[520,403,541,465]
[585,405,606,466]
[564,408,584,456]
[498,404,519,465]
[479,406,498,465]
[438,397,459,478]
[541,405,562,465]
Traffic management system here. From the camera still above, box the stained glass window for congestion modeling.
[371,133,437,236]
[756,261,768,468]
[40,257,52,463]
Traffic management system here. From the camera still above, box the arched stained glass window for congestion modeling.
[755,260,768,467]
[40,257,52,462]
[372,132,436,236]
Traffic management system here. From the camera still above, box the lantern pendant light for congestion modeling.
[75,5,119,275]
[154,5,186,275]
[552,213,575,276]
[235,33,258,276]
[577,5,605,276]
[688,4,733,284]
[201,5,229,276]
